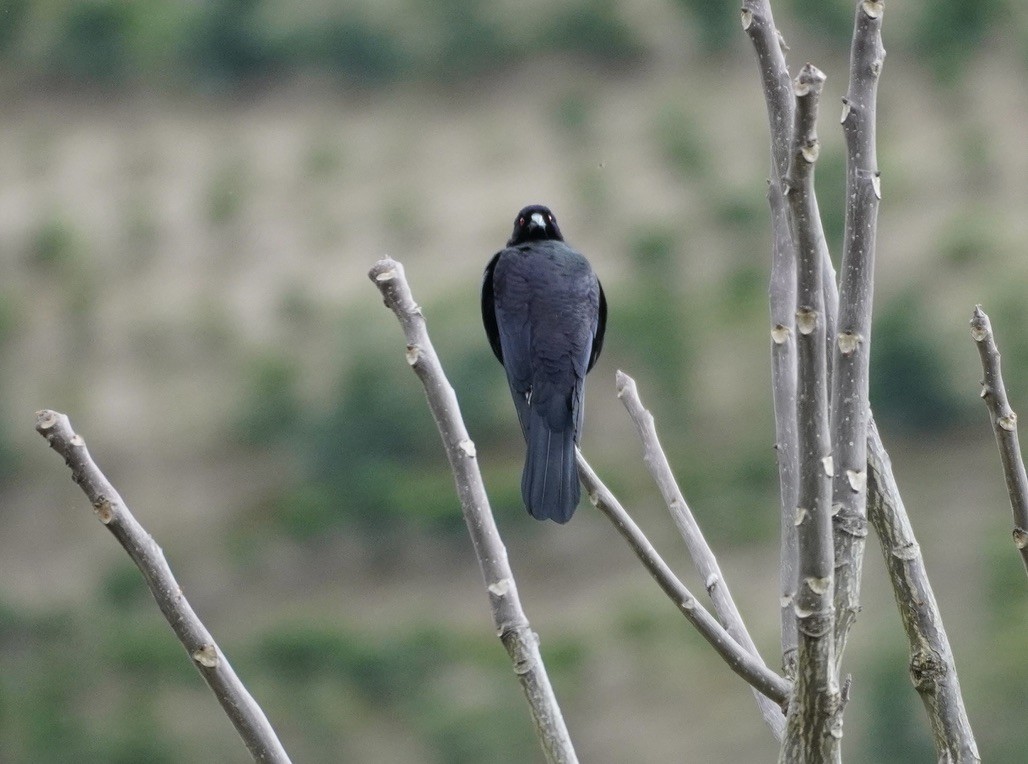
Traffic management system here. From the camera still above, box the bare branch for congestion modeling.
[575,450,792,707]
[614,370,786,738]
[368,258,577,764]
[781,63,842,762]
[831,0,886,661]
[970,305,1028,575]
[744,3,977,758]
[741,1,794,181]
[741,0,800,674]
[34,410,291,764]
[866,419,981,762]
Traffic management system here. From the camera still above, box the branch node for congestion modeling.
[861,0,884,20]
[910,648,946,692]
[801,139,821,163]
[796,308,818,335]
[487,577,512,597]
[458,439,477,458]
[405,344,422,366]
[740,8,753,30]
[795,609,832,637]
[840,99,852,124]
[891,541,920,561]
[35,409,60,431]
[822,455,834,477]
[614,369,633,397]
[794,63,827,96]
[837,331,862,355]
[93,498,114,524]
[805,136,823,163]
[770,324,791,345]
[845,469,867,493]
[998,413,1017,432]
[804,576,831,595]
[192,644,220,669]
[833,511,869,538]
[374,266,398,283]
[1014,528,1028,550]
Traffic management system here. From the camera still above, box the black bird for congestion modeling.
[482,205,606,523]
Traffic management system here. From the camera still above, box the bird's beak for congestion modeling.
[529,212,546,230]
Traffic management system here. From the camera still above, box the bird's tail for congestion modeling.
[522,409,579,524]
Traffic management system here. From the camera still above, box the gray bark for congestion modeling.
[779,64,842,764]
[831,0,886,663]
[615,370,787,738]
[866,420,981,762]
[576,450,792,706]
[970,305,1028,575]
[741,0,800,677]
[368,258,577,764]
[34,410,292,764]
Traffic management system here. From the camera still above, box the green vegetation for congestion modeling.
[0,592,556,762]
[870,291,970,433]
[3,0,643,90]
[27,211,79,272]
[2,0,1007,90]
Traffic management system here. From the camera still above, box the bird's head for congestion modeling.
[507,205,564,246]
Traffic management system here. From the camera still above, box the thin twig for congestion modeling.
[34,410,291,764]
[575,450,792,707]
[614,370,786,738]
[970,305,1028,575]
[866,419,981,762]
[831,0,886,662]
[741,0,800,676]
[368,258,577,764]
[782,63,842,763]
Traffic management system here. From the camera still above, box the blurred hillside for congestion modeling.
[1,0,1027,761]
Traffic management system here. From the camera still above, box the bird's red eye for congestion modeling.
[519,217,525,226]
[548,214,555,222]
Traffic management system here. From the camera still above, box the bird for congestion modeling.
[481,205,606,523]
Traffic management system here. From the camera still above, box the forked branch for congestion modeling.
[576,451,792,707]
[34,410,291,764]
[744,0,977,759]
[615,370,786,738]
[368,258,577,764]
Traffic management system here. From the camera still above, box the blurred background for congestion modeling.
[1,0,1026,761]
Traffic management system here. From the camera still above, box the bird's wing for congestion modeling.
[481,251,504,365]
[489,249,536,439]
[587,279,607,373]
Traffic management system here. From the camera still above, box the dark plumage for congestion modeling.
[482,205,606,523]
